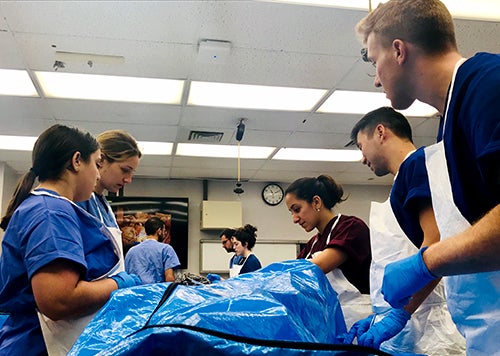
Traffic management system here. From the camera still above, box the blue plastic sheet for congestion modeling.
[70,260,387,355]
[0,313,7,328]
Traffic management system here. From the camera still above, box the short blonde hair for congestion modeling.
[355,0,457,54]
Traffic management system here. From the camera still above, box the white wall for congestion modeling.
[0,170,391,270]
[124,178,391,273]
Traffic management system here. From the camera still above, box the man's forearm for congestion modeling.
[423,204,500,276]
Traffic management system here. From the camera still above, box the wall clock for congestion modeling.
[262,183,284,206]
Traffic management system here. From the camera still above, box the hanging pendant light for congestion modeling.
[234,119,245,195]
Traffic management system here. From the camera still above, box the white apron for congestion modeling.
[229,253,253,278]
[424,57,500,355]
[370,198,465,355]
[91,193,125,272]
[32,190,122,356]
[308,214,372,330]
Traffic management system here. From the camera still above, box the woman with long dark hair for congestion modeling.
[0,125,141,355]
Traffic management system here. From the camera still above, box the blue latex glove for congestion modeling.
[110,271,142,289]
[382,247,437,308]
[206,273,222,283]
[340,314,375,344]
[358,309,411,349]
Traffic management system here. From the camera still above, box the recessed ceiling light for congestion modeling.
[137,141,173,155]
[35,71,184,104]
[261,0,500,22]
[273,147,362,161]
[0,69,38,97]
[176,143,276,159]
[188,81,327,111]
[318,90,437,117]
[0,135,174,155]
[259,0,382,10]
[0,135,37,151]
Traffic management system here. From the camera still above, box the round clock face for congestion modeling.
[262,183,284,206]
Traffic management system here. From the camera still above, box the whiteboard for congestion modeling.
[200,239,301,273]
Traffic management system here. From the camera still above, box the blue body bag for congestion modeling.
[70,260,388,355]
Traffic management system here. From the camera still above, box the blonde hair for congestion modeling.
[97,130,141,163]
[355,0,457,54]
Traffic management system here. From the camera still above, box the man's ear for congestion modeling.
[392,39,407,65]
[376,124,386,140]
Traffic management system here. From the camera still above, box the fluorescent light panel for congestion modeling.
[440,0,499,22]
[260,0,383,10]
[137,141,173,155]
[318,90,437,117]
[262,0,500,21]
[176,143,276,159]
[35,71,184,104]
[0,69,38,97]
[273,147,362,162]
[0,135,173,155]
[0,135,37,151]
[188,81,327,111]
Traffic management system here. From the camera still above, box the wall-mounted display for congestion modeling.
[107,196,189,269]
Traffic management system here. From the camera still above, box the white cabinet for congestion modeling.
[200,201,242,230]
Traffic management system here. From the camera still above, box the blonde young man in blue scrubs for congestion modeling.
[355,1,500,354]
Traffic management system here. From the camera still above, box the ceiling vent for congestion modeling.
[188,130,224,142]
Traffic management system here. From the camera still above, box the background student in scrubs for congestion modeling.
[220,228,243,271]
[285,175,372,329]
[345,107,464,355]
[230,224,262,276]
[77,129,142,271]
[0,125,142,355]
[125,216,180,283]
[355,1,500,353]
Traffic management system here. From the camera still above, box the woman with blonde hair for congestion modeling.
[77,130,142,269]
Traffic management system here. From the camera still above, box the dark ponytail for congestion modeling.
[285,174,346,209]
[233,224,258,250]
[0,124,98,231]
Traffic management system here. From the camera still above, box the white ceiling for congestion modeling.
[0,1,498,186]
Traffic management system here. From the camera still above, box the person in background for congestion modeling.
[220,228,243,270]
[345,107,464,354]
[125,217,180,283]
[355,0,499,353]
[77,130,142,271]
[285,175,372,329]
[0,125,142,355]
[230,224,262,276]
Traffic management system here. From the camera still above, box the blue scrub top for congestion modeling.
[437,52,500,223]
[237,254,262,275]
[125,240,180,284]
[0,189,118,355]
[390,147,431,247]
[77,193,118,228]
